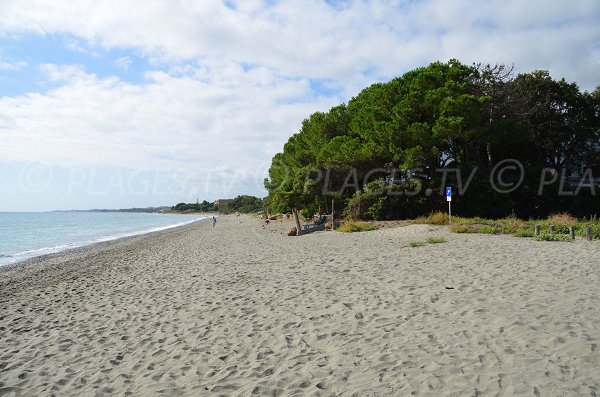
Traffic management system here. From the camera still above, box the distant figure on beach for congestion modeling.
[212,216,216,228]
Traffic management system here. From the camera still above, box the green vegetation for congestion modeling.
[171,195,264,214]
[416,212,600,240]
[409,236,447,247]
[337,221,379,233]
[413,211,449,225]
[513,229,535,238]
[171,200,217,213]
[223,195,264,214]
[535,232,573,242]
[425,236,447,244]
[264,60,600,221]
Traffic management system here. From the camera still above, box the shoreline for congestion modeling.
[0,218,210,297]
[0,214,208,271]
[1,215,599,395]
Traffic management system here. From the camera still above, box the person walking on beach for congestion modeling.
[212,216,217,228]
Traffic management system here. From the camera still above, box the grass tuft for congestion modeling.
[413,211,448,225]
[513,229,534,238]
[450,224,475,233]
[337,221,379,233]
[479,225,500,234]
[429,211,449,225]
[412,216,429,224]
[425,236,447,244]
[409,241,426,247]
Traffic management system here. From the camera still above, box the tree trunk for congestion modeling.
[486,142,493,168]
[294,209,302,236]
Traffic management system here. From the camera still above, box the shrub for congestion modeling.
[426,236,447,244]
[337,221,379,233]
[412,216,429,224]
[548,213,577,226]
[513,229,534,238]
[300,207,316,221]
[345,188,378,220]
[479,226,500,234]
[575,223,600,239]
[535,232,572,242]
[450,224,473,233]
[593,225,600,239]
[500,226,518,234]
[428,211,449,225]
[554,224,570,234]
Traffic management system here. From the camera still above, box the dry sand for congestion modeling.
[1,215,599,396]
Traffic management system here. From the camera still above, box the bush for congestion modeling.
[535,232,572,242]
[574,223,600,239]
[548,213,577,226]
[544,224,569,234]
[300,207,316,221]
[412,216,429,224]
[344,180,385,220]
[429,211,449,225]
[337,221,379,233]
[450,224,474,233]
[412,211,449,225]
[513,229,534,238]
[479,225,500,234]
[592,224,600,239]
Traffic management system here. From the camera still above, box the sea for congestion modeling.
[0,211,206,267]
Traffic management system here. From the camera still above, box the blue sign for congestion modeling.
[445,186,452,197]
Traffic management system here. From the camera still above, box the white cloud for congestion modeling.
[0,62,336,192]
[64,37,101,57]
[0,0,598,205]
[116,56,131,70]
[1,0,596,87]
[0,59,27,70]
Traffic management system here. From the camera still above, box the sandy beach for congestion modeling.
[1,215,599,396]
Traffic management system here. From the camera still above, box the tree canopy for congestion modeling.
[171,195,264,214]
[265,60,600,219]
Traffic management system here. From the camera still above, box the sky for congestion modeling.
[0,0,599,211]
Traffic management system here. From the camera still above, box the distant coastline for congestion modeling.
[53,206,172,213]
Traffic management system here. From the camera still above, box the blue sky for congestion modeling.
[0,0,599,211]
[0,34,151,96]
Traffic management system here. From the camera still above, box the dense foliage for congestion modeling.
[172,200,217,213]
[225,195,264,214]
[265,60,600,219]
[171,195,264,214]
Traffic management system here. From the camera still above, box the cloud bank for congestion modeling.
[0,0,598,209]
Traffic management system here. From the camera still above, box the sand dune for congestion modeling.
[1,215,599,396]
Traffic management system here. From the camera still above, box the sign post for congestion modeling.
[445,186,452,224]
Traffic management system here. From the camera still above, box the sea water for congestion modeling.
[0,211,206,267]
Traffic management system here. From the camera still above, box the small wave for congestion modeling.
[8,244,74,260]
[0,216,206,267]
[93,217,206,243]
